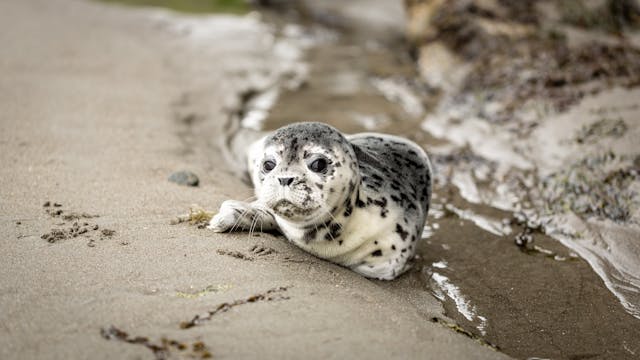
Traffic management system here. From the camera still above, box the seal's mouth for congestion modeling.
[270,199,318,219]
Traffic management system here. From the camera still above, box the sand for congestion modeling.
[0,0,507,359]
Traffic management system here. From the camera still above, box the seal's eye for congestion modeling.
[263,160,276,172]
[309,158,328,173]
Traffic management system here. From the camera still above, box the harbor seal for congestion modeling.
[209,122,432,280]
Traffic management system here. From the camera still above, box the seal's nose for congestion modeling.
[278,177,294,186]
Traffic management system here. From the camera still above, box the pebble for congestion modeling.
[168,170,199,187]
[515,231,533,247]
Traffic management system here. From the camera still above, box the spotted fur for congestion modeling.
[208,122,432,280]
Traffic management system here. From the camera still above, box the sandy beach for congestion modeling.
[0,0,508,359]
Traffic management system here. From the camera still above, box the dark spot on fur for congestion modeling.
[303,228,317,243]
[325,222,342,240]
[372,197,387,209]
[396,224,409,241]
[371,250,383,257]
[343,202,352,217]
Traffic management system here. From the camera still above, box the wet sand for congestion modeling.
[0,0,507,359]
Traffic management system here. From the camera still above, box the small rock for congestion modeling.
[515,231,533,247]
[168,171,199,187]
[43,201,51,207]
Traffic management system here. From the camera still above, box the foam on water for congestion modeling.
[429,270,489,336]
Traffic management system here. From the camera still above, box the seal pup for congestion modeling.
[209,122,432,280]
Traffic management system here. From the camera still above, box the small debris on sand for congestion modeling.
[62,212,99,221]
[170,204,214,228]
[216,249,254,261]
[168,170,200,187]
[39,203,114,245]
[250,244,276,256]
[180,286,290,329]
[41,229,69,243]
[101,229,116,237]
[100,326,212,360]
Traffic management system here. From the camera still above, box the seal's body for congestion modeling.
[209,122,432,280]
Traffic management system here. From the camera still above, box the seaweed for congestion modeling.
[541,152,639,222]
[170,205,215,229]
[180,286,290,329]
[100,326,212,360]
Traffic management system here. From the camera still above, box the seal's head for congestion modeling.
[253,122,359,226]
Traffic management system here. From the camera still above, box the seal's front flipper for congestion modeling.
[208,200,277,233]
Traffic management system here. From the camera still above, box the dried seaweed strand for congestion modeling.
[180,286,291,329]
[100,326,212,360]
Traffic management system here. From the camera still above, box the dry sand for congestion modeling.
[0,0,507,359]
